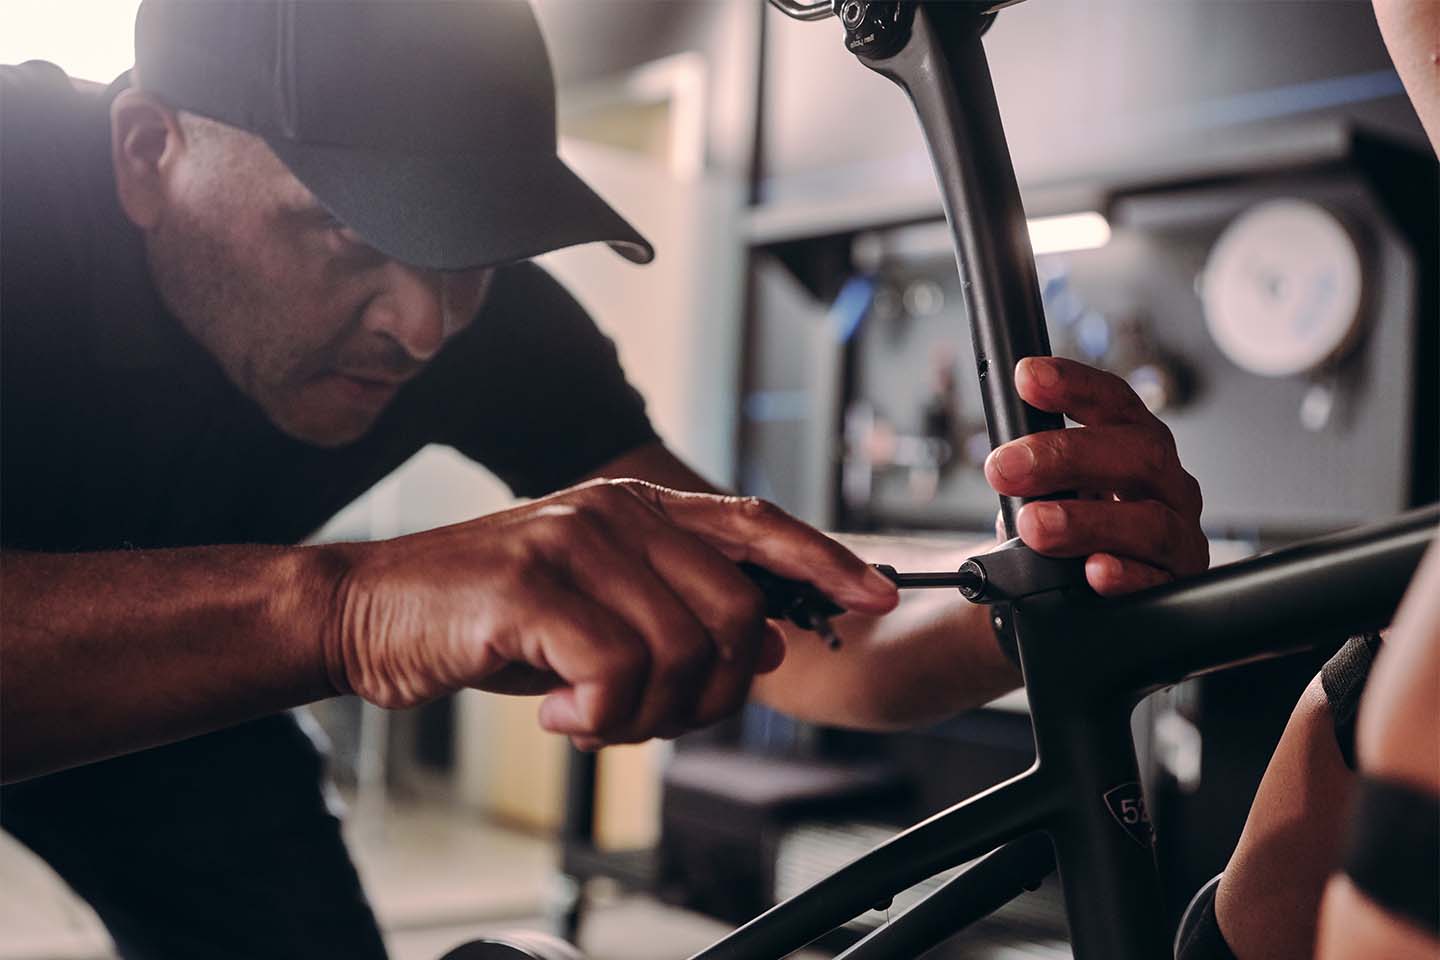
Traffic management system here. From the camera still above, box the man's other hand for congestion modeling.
[985,357,1208,596]
[318,480,899,748]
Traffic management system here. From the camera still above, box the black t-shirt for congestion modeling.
[0,61,658,552]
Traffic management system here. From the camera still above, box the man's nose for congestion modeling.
[365,262,470,362]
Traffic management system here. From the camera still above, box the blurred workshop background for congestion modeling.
[1,1,1434,959]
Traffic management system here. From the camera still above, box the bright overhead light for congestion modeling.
[0,2,142,84]
[1027,211,1112,256]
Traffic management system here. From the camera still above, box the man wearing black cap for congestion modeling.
[0,1,1208,956]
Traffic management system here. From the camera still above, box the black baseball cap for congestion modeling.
[134,0,654,271]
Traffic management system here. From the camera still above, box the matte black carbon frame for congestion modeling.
[687,3,1439,958]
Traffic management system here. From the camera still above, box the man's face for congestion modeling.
[142,116,494,447]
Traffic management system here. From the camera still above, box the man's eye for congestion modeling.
[320,221,384,265]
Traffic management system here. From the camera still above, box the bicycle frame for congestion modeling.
[685,3,1438,958]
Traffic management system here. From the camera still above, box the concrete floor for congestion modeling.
[0,797,1067,959]
[0,800,824,960]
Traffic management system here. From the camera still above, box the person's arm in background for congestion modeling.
[1208,672,1359,959]
[1373,0,1440,153]
[1314,544,1440,959]
[592,356,1209,729]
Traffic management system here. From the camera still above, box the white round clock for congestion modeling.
[1201,199,1366,378]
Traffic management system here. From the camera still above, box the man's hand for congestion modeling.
[320,479,899,748]
[984,357,1208,595]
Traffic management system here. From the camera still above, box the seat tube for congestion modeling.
[1013,595,1170,959]
[1044,707,1169,959]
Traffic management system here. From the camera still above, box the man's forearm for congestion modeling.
[1,545,339,782]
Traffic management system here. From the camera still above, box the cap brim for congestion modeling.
[266,139,655,271]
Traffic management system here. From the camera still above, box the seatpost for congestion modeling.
[846,2,1064,537]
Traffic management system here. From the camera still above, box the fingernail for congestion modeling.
[1025,357,1060,389]
[992,443,1035,480]
[1091,554,1121,581]
[1033,502,1066,533]
[864,565,900,596]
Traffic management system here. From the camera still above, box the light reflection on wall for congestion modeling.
[0,1,142,83]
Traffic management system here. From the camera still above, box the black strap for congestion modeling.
[1320,632,1382,770]
[1343,776,1440,936]
[1173,874,1239,960]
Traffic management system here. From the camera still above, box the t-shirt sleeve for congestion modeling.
[433,262,658,497]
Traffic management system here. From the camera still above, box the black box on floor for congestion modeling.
[658,748,907,925]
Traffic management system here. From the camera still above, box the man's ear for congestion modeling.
[110,89,186,231]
